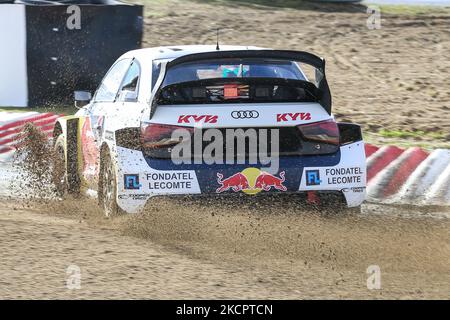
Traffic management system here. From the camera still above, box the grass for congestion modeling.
[378,4,450,15]
[364,130,450,150]
[378,129,447,140]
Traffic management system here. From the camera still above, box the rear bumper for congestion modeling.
[114,141,367,213]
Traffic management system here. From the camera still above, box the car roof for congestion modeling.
[120,45,268,62]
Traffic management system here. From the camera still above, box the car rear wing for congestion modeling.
[149,50,332,116]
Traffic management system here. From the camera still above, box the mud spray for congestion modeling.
[11,123,56,201]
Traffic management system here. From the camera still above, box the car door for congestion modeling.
[80,58,131,186]
[110,59,145,130]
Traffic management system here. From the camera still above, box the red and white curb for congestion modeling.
[0,111,61,162]
[365,144,450,206]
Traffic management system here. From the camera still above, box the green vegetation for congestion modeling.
[378,4,450,15]
[378,129,446,140]
[364,130,450,150]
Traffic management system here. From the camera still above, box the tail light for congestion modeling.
[297,119,339,145]
[140,122,193,149]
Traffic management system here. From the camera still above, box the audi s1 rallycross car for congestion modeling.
[52,45,367,216]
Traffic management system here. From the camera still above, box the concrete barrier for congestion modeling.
[368,147,429,199]
[364,143,379,158]
[396,149,450,203]
[424,162,450,205]
[366,145,405,183]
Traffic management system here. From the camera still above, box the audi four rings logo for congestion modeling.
[231,110,259,119]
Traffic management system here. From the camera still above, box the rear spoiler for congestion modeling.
[151,50,332,115]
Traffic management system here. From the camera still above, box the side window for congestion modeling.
[117,61,140,102]
[94,59,131,102]
[151,61,162,89]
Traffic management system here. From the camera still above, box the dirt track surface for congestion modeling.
[133,0,450,147]
[0,197,448,299]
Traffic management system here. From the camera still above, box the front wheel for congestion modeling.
[99,150,122,217]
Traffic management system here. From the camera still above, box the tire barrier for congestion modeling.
[0,1,143,107]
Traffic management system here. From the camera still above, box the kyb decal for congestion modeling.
[178,115,218,124]
[276,112,311,122]
[216,168,286,195]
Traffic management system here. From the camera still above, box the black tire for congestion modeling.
[99,150,122,217]
[52,135,68,197]
[52,134,81,197]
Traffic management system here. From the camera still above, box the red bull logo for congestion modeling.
[216,168,286,195]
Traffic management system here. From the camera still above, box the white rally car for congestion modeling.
[52,45,366,216]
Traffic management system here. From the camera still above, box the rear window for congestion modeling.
[162,58,306,86]
[154,58,323,105]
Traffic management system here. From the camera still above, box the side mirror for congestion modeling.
[74,91,92,109]
[119,90,138,102]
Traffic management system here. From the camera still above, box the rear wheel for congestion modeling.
[99,150,122,217]
[52,135,67,197]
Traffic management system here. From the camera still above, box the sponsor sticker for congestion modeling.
[325,167,363,185]
[124,174,141,190]
[146,172,195,190]
[305,170,321,186]
[216,168,286,194]
[276,112,311,122]
[178,115,218,124]
[351,187,365,193]
[118,194,150,200]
